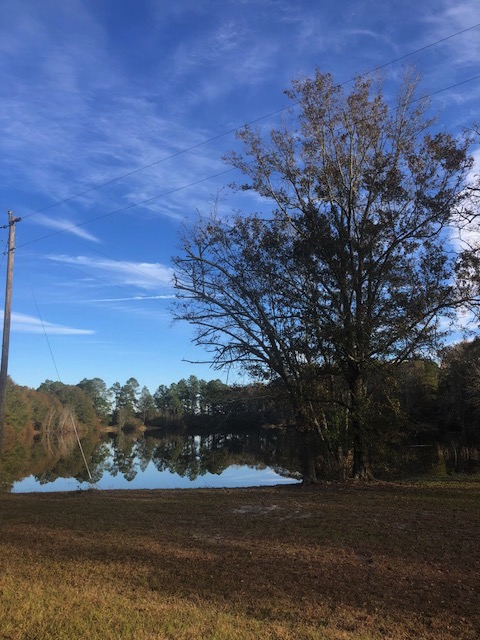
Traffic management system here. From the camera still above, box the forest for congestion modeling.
[2,336,480,484]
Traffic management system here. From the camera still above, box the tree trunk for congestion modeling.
[295,408,318,484]
[352,427,373,479]
[301,431,319,485]
[293,397,335,483]
[350,374,374,480]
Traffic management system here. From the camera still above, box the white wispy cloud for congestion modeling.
[47,254,174,290]
[344,28,398,50]
[3,312,94,335]
[419,1,480,71]
[86,295,175,302]
[32,214,101,243]
[168,12,283,107]
[0,1,228,230]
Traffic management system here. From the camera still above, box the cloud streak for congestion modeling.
[47,254,174,290]
[3,312,95,335]
[32,214,101,243]
[86,295,175,302]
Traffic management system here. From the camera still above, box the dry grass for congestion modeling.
[0,478,479,639]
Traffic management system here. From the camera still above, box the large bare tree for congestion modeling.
[173,70,477,479]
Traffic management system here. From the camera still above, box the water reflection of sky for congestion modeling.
[12,463,300,493]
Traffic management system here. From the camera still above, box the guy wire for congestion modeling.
[26,272,93,482]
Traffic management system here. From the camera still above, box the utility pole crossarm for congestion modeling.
[0,215,21,230]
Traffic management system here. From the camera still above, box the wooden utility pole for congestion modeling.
[0,211,21,452]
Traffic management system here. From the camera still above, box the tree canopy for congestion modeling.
[173,70,479,478]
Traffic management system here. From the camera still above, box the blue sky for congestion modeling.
[0,0,478,394]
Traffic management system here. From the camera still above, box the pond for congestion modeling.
[0,425,304,493]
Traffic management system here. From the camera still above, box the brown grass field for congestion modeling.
[0,478,479,639]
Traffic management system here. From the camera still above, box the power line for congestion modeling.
[16,73,480,251]
[19,22,480,223]
[17,168,235,249]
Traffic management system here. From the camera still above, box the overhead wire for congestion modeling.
[9,27,480,321]
[3,23,478,434]
[16,72,480,252]
[11,73,480,311]
[25,272,93,482]
[18,22,480,223]
[17,168,235,249]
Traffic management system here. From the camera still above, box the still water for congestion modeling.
[1,426,303,493]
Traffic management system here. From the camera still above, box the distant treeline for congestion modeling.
[3,338,480,477]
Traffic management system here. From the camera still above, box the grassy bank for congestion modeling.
[0,478,479,640]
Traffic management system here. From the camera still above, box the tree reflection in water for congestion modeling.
[1,423,304,492]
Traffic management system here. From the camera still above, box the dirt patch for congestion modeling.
[231,504,279,515]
